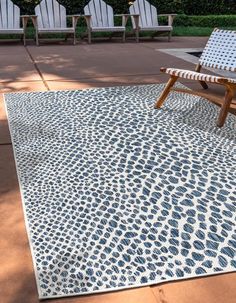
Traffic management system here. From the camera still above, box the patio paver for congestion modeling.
[151,273,236,303]
[0,46,41,82]
[27,41,210,82]
[0,38,235,303]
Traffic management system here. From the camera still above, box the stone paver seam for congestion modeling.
[24,46,50,91]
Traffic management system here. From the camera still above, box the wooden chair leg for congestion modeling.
[135,29,139,43]
[122,31,126,43]
[88,30,91,44]
[217,87,234,127]
[195,63,208,89]
[35,31,39,46]
[73,32,76,45]
[199,81,209,89]
[155,76,178,108]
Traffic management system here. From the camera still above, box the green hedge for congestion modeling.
[180,0,236,15]
[173,14,236,27]
[13,0,236,15]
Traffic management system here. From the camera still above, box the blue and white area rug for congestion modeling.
[4,84,236,299]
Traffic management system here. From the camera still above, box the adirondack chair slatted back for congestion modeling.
[84,0,114,28]
[0,0,20,29]
[199,28,236,72]
[35,0,67,29]
[129,0,159,28]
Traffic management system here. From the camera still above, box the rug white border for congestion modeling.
[3,84,236,300]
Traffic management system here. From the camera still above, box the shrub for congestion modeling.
[12,0,236,15]
[173,14,236,27]
[186,0,236,15]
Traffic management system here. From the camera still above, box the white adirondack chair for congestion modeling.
[0,0,29,45]
[84,0,128,43]
[32,0,80,45]
[129,0,176,42]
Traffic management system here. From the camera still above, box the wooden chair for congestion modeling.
[155,28,236,127]
[83,0,128,43]
[129,0,176,42]
[32,0,80,45]
[0,0,29,45]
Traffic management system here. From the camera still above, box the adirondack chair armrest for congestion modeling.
[67,15,81,28]
[114,14,131,26]
[158,14,177,26]
[83,15,92,28]
[115,14,140,28]
[31,15,38,29]
[20,15,30,29]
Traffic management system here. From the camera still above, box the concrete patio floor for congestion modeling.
[0,37,236,303]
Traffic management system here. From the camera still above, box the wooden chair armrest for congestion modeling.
[158,14,177,26]
[160,67,167,72]
[82,15,92,28]
[123,14,140,29]
[20,15,30,30]
[114,14,137,26]
[67,15,81,18]
[31,15,38,29]
[67,15,81,28]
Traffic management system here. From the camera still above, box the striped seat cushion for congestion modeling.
[163,68,236,84]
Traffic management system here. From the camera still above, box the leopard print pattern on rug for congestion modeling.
[4,84,236,299]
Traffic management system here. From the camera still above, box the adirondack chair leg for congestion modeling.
[83,15,92,43]
[122,31,126,43]
[132,15,139,42]
[217,86,234,127]
[23,33,26,46]
[72,15,79,45]
[35,30,39,46]
[168,31,172,42]
[135,29,139,42]
[122,15,128,43]
[21,16,29,46]
[155,75,178,108]
[19,33,25,46]
[88,30,92,44]
[73,32,76,45]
